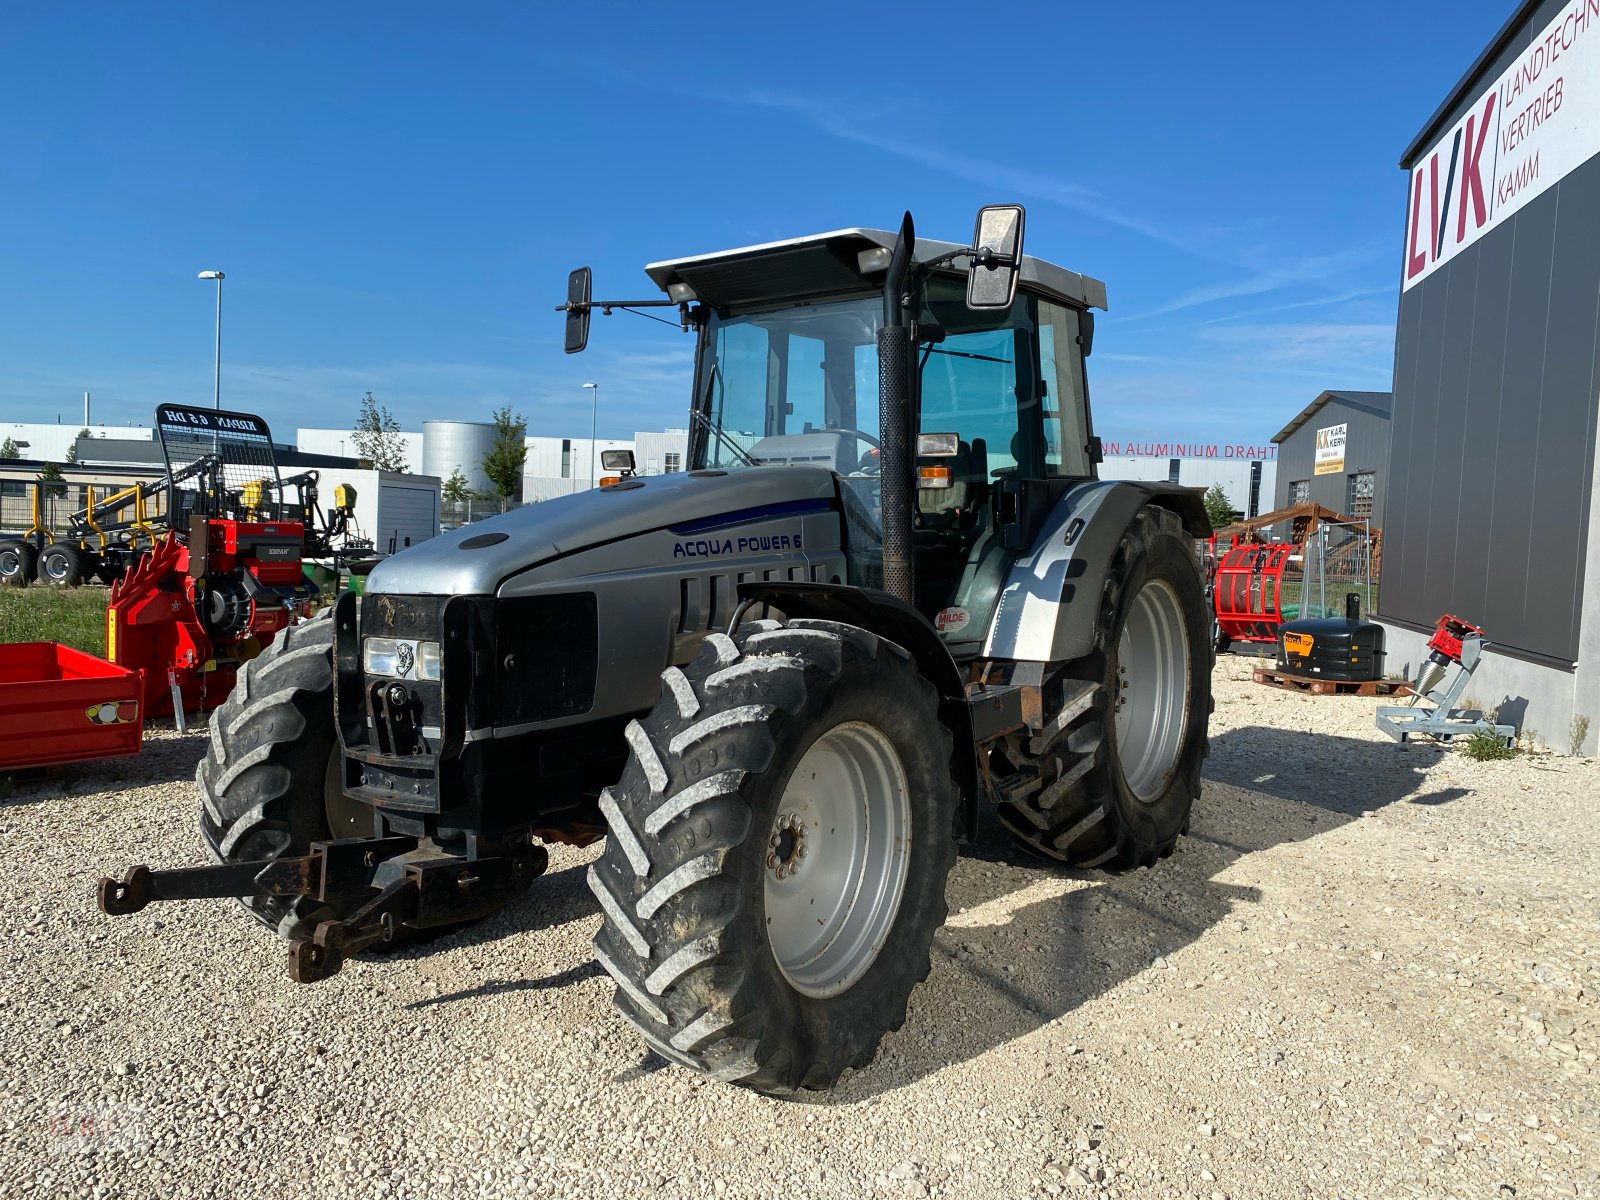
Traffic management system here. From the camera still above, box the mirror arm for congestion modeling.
[555,298,694,332]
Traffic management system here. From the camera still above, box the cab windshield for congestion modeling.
[691,278,1090,481]
[696,294,883,474]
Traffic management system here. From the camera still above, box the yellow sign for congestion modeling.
[1314,422,1346,476]
[1283,631,1314,657]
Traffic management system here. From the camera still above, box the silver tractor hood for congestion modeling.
[364,465,841,597]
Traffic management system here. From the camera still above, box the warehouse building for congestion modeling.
[1381,0,1600,754]
[1270,390,1392,525]
[1096,438,1278,521]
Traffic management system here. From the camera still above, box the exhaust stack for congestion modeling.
[876,212,916,605]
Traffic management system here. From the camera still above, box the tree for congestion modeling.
[1202,483,1236,531]
[442,467,471,506]
[0,436,19,459]
[481,407,527,502]
[38,460,67,498]
[351,392,409,472]
[64,427,91,464]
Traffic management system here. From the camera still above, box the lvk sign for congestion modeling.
[1404,0,1600,290]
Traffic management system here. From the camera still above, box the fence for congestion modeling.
[0,482,173,539]
[1293,520,1378,620]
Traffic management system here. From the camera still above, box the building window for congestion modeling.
[1248,460,1263,518]
[560,439,571,479]
[664,452,681,473]
[1348,470,1375,519]
[1289,479,1310,504]
[1167,458,1181,483]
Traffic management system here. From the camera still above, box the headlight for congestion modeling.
[363,637,441,681]
[416,640,441,681]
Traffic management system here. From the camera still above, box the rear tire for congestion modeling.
[0,541,35,587]
[38,543,84,587]
[589,618,959,1093]
[994,506,1209,870]
[197,613,353,936]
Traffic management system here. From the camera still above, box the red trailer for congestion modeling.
[0,643,143,771]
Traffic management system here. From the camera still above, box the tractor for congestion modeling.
[98,206,1212,1094]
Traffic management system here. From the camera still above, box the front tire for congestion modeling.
[589,618,959,1093]
[197,613,355,936]
[994,506,1210,869]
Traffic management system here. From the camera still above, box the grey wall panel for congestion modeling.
[1527,167,1600,658]
[1385,151,1600,664]
[1420,253,1482,619]
[1397,286,1448,619]
[1454,231,1515,621]
[1386,288,1424,610]
[1485,197,1557,643]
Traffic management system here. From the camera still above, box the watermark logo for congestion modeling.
[44,1104,150,1156]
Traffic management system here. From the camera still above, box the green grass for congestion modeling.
[1461,728,1517,762]
[0,585,109,657]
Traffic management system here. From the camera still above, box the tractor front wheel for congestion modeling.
[589,618,959,1093]
[197,612,363,937]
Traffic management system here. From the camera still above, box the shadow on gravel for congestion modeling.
[370,862,601,984]
[806,724,1468,1102]
[1201,727,1470,815]
[407,960,603,1010]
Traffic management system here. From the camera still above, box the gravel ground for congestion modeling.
[2,654,1596,1200]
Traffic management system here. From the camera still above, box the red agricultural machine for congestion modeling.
[1206,501,1380,651]
[1,405,347,771]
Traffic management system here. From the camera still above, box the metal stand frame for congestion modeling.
[1374,635,1515,745]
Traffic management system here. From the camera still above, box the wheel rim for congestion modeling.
[42,553,68,582]
[1113,578,1191,802]
[763,721,912,999]
[322,746,369,839]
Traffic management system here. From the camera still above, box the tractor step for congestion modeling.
[98,833,547,984]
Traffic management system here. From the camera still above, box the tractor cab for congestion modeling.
[639,226,1107,651]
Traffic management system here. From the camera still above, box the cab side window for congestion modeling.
[1038,301,1092,478]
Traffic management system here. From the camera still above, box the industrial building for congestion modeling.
[1097,440,1278,521]
[295,423,690,502]
[1381,0,1600,754]
[1270,390,1393,524]
[0,438,441,554]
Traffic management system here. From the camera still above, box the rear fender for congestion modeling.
[733,580,979,840]
[983,480,1208,664]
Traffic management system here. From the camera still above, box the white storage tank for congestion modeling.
[422,420,497,495]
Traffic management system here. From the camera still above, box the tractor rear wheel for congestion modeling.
[38,544,84,587]
[589,618,959,1093]
[993,506,1209,870]
[0,541,35,587]
[197,612,362,936]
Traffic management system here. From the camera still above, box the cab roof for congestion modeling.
[645,227,1108,313]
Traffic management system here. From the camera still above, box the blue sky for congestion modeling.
[1,2,1510,445]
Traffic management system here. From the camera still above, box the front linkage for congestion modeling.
[98,833,547,983]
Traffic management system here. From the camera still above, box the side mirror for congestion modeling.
[563,267,592,354]
[965,205,1026,310]
[600,448,635,473]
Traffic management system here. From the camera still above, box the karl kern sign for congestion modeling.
[1314,423,1347,476]
[1100,440,1277,460]
[1404,0,1600,290]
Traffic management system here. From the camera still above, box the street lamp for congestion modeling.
[198,270,225,409]
[582,382,599,491]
